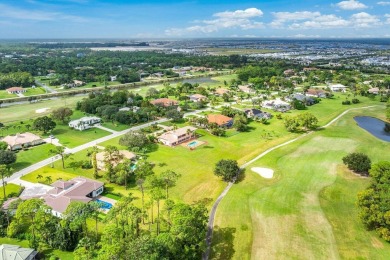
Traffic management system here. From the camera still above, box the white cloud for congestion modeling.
[0,3,87,22]
[271,10,383,29]
[336,0,367,10]
[385,14,390,24]
[350,12,381,27]
[377,1,390,6]
[271,12,349,29]
[271,11,321,27]
[165,8,264,36]
[214,8,263,19]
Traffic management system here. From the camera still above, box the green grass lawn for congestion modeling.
[101,121,130,131]
[23,87,47,96]
[10,143,56,173]
[0,90,13,99]
[49,124,110,148]
[0,95,85,124]
[0,184,22,199]
[211,106,390,259]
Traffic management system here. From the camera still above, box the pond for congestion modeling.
[354,116,390,142]
[183,77,218,85]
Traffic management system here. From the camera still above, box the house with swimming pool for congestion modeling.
[158,126,197,146]
[41,177,104,218]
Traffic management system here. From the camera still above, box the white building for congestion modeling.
[69,116,101,131]
[158,126,197,146]
[329,84,348,92]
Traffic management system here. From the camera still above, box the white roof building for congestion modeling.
[329,84,348,92]
[69,117,101,131]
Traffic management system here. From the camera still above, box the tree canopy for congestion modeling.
[214,159,240,182]
[342,152,371,175]
[357,161,390,241]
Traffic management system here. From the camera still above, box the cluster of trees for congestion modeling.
[76,90,184,126]
[0,49,236,85]
[1,153,208,259]
[0,72,35,90]
[357,161,390,241]
[342,152,371,175]
[283,112,318,132]
[0,149,17,199]
[32,116,56,134]
[214,159,240,182]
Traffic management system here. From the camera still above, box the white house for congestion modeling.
[158,126,197,146]
[329,84,348,92]
[6,87,27,94]
[110,75,117,82]
[69,117,101,131]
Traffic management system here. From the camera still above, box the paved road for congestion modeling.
[202,105,381,260]
[1,106,212,187]
[35,79,58,94]
[1,118,169,187]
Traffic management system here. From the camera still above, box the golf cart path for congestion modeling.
[202,105,380,260]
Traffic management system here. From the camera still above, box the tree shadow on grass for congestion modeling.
[235,168,246,184]
[210,226,236,260]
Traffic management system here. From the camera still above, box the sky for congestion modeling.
[0,0,389,39]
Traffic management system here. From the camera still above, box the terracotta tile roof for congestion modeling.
[42,177,104,214]
[215,88,229,95]
[1,132,43,147]
[207,114,233,126]
[6,87,25,92]
[150,98,178,107]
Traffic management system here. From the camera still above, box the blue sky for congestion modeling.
[0,0,389,38]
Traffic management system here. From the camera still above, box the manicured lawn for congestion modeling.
[101,121,130,131]
[23,87,47,96]
[0,184,22,199]
[0,237,73,260]
[0,95,85,124]
[49,124,110,148]
[211,106,390,259]
[0,90,13,99]
[11,143,56,172]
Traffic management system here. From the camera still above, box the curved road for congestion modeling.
[202,105,381,260]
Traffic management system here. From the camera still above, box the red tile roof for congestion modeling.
[207,114,233,126]
[150,98,178,107]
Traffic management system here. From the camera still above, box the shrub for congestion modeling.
[342,152,371,175]
[352,98,360,104]
[342,100,351,105]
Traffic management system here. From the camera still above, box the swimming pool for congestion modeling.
[96,199,113,210]
[188,141,199,147]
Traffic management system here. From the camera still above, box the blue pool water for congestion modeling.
[354,116,390,142]
[188,141,198,147]
[96,199,113,210]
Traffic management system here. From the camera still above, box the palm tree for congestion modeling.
[37,174,43,183]
[49,146,70,169]
[45,175,52,184]
[136,178,146,224]
[0,165,12,199]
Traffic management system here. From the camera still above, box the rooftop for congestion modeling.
[1,132,43,147]
[207,114,233,126]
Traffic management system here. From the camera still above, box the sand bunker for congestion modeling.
[251,167,274,179]
[35,108,49,113]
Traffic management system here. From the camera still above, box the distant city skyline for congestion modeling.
[0,0,389,39]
